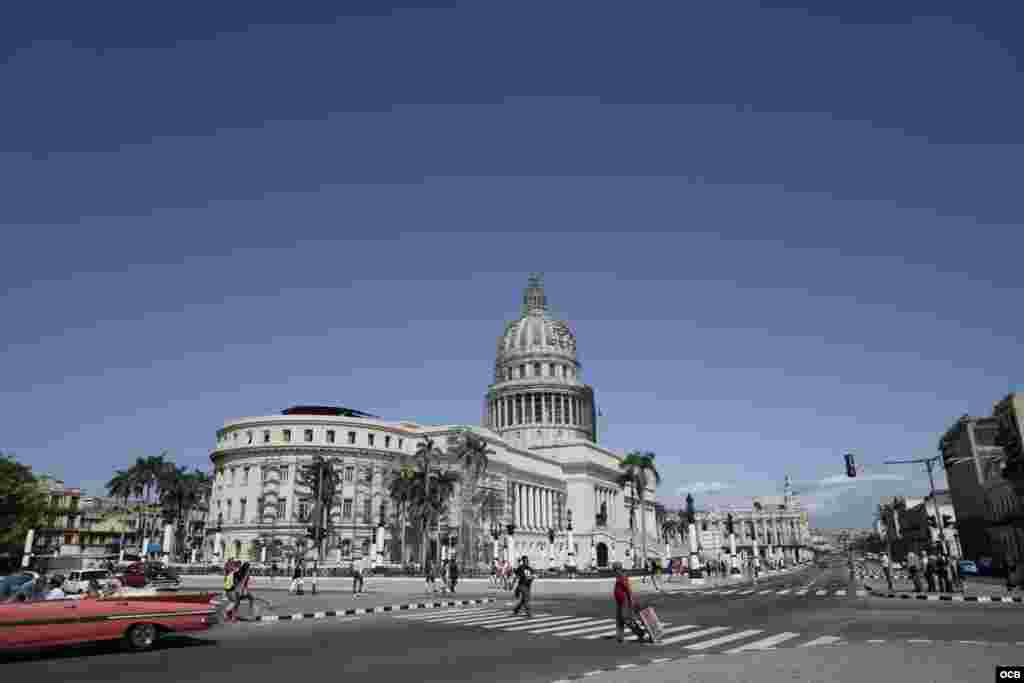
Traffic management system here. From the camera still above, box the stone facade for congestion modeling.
[205,276,656,569]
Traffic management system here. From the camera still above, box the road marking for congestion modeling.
[659,626,729,645]
[719,590,738,595]
[440,613,554,627]
[908,639,932,644]
[656,624,702,638]
[758,590,773,595]
[867,639,886,644]
[926,595,939,601]
[815,590,828,596]
[482,615,567,629]
[739,590,756,595]
[835,590,847,596]
[526,618,608,634]
[800,636,842,647]
[412,611,517,624]
[776,589,791,595]
[583,670,604,677]
[503,617,590,632]
[796,590,808,596]
[617,663,638,669]
[724,631,801,653]
[952,596,965,602]
[978,596,991,602]
[686,629,763,650]
[398,608,494,621]
[555,621,618,636]
[650,657,671,663]
[957,640,983,645]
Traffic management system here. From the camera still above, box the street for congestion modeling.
[4,563,1022,682]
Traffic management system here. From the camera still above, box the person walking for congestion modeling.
[1005,552,1018,593]
[512,556,534,618]
[934,552,950,593]
[425,558,437,594]
[906,551,922,593]
[229,562,256,621]
[449,560,459,593]
[924,552,937,593]
[612,562,634,644]
[881,553,894,592]
[351,557,364,596]
[290,561,304,595]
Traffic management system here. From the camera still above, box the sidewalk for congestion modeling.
[860,562,1020,599]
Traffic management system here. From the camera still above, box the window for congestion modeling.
[247,431,253,444]
[343,499,353,519]
[362,539,372,556]
[398,438,403,450]
[276,499,287,519]
[227,499,233,519]
[362,498,371,522]
[348,431,356,444]
[368,434,375,447]
[298,501,310,522]
[385,435,391,448]
[341,539,351,557]
[283,429,292,442]
[230,468,237,486]
[260,467,266,482]
[506,368,512,380]
[327,430,336,443]
[281,465,289,482]
[304,429,314,442]
[243,467,250,486]
[345,467,354,483]
[519,364,525,378]
[238,499,247,522]
[233,432,238,441]
[549,363,556,376]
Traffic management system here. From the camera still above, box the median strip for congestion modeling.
[256,597,495,623]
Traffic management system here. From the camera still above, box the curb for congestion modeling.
[864,587,1024,604]
[254,597,496,623]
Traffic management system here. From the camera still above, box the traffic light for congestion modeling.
[844,453,857,478]
[927,515,937,528]
[941,514,954,529]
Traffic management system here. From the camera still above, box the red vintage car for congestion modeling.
[0,595,218,652]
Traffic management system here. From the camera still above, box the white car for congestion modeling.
[62,569,112,594]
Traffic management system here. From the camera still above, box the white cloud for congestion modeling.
[676,481,733,496]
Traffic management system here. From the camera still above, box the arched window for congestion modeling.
[533,362,541,377]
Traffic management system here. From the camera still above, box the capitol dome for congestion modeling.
[496,274,577,362]
[485,274,597,447]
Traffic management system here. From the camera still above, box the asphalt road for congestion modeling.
[4,562,1022,683]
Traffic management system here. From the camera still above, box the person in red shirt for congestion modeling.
[613,562,633,644]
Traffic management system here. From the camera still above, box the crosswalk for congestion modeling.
[661,587,867,598]
[393,606,849,654]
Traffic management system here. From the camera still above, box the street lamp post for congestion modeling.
[566,510,575,578]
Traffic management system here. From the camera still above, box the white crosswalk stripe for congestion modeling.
[555,621,619,637]
[453,612,553,625]
[659,626,730,645]
[776,589,791,595]
[815,590,828,596]
[405,610,518,624]
[399,608,495,621]
[531,618,609,635]
[724,631,801,653]
[686,629,764,650]
[481,615,566,629]
[835,590,847,596]
[502,617,590,632]
[801,635,842,647]
[796,590,808,595]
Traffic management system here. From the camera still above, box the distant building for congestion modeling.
[878,493,959,561]
[940,396,1024,569]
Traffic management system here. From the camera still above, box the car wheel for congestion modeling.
[125,623,158,651]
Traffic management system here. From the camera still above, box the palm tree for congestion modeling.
[408,438,444,567]
[617,450,661,566]
[408,467,461,567]
[449,428,494,568]
[388,464,417,567]
[159,467,212,561]
[105,469,137,554]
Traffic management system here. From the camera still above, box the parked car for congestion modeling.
[1,572,40,602]
[118,563,181,589]
[62,570,112,595]
[957,560,979,576]
[0,594,218,651]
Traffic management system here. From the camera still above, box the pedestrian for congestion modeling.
[512,555,534,618]
[881,553,894,592]
[923,552,937,593]
[290,562,304,595]
[425,558,437,594]
[449,559,459,593]
[612,561,634,644]
[906,551,922,593]
[229,562,255,621]
[351,557,363,596]
[935,553,951,593]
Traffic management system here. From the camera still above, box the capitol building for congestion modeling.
[206,275,657,569]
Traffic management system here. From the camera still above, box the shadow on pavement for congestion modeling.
[0,635,216,664]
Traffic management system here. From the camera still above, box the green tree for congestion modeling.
[0,453,48,564]
[158,466,211,561]
[617,451,661,566]
[407,467,461,568]
[387,464,416,567]
[409,438,445,567]
[449,428,494,568]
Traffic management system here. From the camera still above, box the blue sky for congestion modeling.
[2,2,1022,528]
